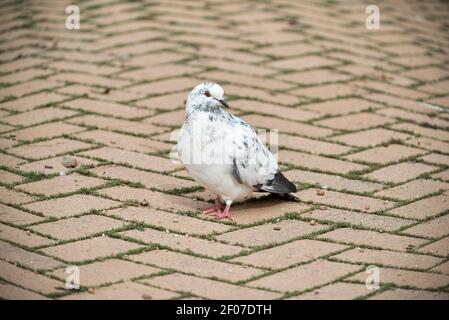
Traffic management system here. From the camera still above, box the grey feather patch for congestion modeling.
[232,158,243,184]
[260,172,297,194]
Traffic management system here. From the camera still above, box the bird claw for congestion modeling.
[202,206,221,215]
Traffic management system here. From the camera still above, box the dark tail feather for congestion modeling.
[260,172,297,194]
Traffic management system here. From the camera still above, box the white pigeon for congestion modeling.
[177,82,297,219]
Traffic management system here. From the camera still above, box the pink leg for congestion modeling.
[202,196,222,215]
[213,200,233,220]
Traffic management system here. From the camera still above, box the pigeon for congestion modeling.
[177,82,297,219]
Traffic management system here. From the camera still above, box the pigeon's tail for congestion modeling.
[260,172,297,194]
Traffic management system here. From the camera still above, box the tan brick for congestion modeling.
[292,83,366,100]
[76,130,171,153]
[369,288,449,300]
[0,187,36,205]
[348,268,449,289]
[0,260,64,295]
[344,144,426,165]
[0,203,42,225]
[269,55,339,70]
[144,273,280,299]
[303,208,414,231]
[0,79,60,98]
[388,193,449,220]
[30,214,126,241]
[135,92,185,110]
[303,98,383,116]
[333,223,422,249]
[290,282,370,300]
[277,69,349,85]
[201,71,293,91]
[64,98,152,119]
[418,237,449,256]
[91,165,196,191]
[334,248,441,270]
[51,259,160,287]
[217,219,328,247]
[406,137,449,153]
[120,64,201,82]
[402,214,449,238]
[401,67,449,82]
[298,188,396,213]
[79,147,179,173]
[278,134,351,156]
[61,282,177,300]
[48,73,129,89]
[105,206,231,235]
[364,162,438,184]
[356,80,428,100]
[433,169,449,181]
[0,223,55,247]
[42,236,142,262]
[98,186,208,213]
[247,260,360,292]
[0,153,25,167]
[16,156,98,174]
[392,123,449,142]
[232,99,318,122]
[8,138,93,159]
[375,179,449,200]
[0,169,23,184]
[0,283,49,300]
[431,261,449,275]
[0,240,62,270]
[7,122,85,141]
[68,115,166,136]
[143,109,185,127]
[285,169,383,193]
[2,107,78,127]
[365,93,436,114]
[279,150,366,174]
[420,153,449,166]
[127,77,199,97]
[316,113,394,131]
[128,249,264,282]
[18,173,106,196]
[121,228,243,258]
[232,239,347,269]
[331,128,412,147]
[378,108,449,129]
[22,194,120,218]
[241,114,333,138]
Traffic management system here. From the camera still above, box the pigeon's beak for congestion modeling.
[217,99,229,108]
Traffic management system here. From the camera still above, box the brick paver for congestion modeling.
[1,0,448,300]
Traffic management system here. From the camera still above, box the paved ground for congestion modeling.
[0,0,449,300]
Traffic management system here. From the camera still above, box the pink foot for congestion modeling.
[202,196,222,215]
[212,204,233,220]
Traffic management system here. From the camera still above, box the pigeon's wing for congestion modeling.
[227,116,296,194]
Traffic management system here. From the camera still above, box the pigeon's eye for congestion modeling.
[204,90,211,97]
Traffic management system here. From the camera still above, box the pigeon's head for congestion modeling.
[187,82,229,110]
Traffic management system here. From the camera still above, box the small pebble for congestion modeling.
[273,226,281,231]
[87,288,96,294]
[142,294,152,300]
[44,165,53,169]
[26,230,31,235]
[140,199,149,206]
[173,218,179,223]
[62,156,77,168]
[310,220,316,225]
[316,190,325,196]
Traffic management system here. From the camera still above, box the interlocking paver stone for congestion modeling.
[1,0,448,300]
